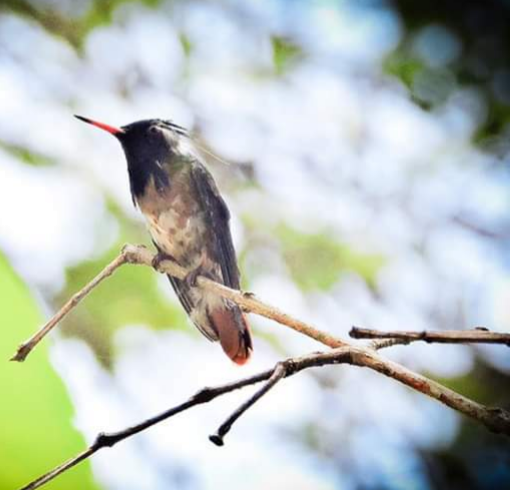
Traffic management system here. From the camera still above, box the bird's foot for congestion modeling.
[184,266,214,288]
[151,251,176,271]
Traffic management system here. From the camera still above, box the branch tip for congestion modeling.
[12,243,510,490]
[209,434,224,446]
[11,344,29,362]
[211,362,288,446]
[121,244,144,264]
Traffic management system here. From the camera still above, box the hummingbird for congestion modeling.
[75,115,253,365]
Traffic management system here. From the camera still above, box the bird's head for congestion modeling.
[74,115,189,166]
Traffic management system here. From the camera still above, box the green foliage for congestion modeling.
[384,52,456,108]
[179,32,193,59]
[0,141,56,167]
[276,224,385,292]
[84,0,161,33]
[390,0,510,142]
[383,52,424,90]
[0,252,99,490]
[0,0,163,50]
[473,101,510,146]
[271,36,303,75]
[435,359,510,407]
[0,0,84,49]
[59,239,187,367]
[49,197,188,366]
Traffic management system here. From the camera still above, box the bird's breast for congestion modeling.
[136,174,206,264]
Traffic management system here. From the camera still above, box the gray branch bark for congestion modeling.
[12,244,510,490]
[350,326,510,346]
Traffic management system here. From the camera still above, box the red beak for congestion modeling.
[74,115,124,136]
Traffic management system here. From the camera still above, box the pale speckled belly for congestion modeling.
[136,174,207,267]
[145,204,206,265]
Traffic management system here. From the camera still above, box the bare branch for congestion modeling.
[16,345,510,490]
[12,244,347,362]
[350,348,510,435]
[11,252,131,362]
[350,326,510,346]
[209,361,288,446]
[12,244,510,490]
[17,366,276,490]
[123,245,348,349]
[17,352,346,490]
[369,338,411,350]
[18,447,96,490]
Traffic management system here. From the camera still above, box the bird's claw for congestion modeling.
[152,251,175,271]
[184,267,214,288]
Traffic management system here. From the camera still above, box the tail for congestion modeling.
[168,275,252,364]
[208,303,252,365]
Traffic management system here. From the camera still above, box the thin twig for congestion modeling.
[15,346,510,490]
[209,361,288,446]
[18,367,275,490]
[350,326,510,346]
[11,252,131,362]
[17,352,344,490]
[369,337,411,350]
[18,447,96,490]
[13,244,510,490]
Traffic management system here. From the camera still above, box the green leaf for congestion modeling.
[59,240,187,367]
[0,141,56,167]
[179,32,193,58]
[383,52,424,89]
[0,0,163,50]
[0,252,100,490]
[276,224,385,292]
[271,36,303,75]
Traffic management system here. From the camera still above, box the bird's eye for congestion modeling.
[148,125,159,135]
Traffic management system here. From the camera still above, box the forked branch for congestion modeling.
[12,244,510,490]
[17,345,510,490]
[11,244,346,362]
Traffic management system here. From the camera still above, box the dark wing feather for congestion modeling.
[190,162,241,290]
[168,275,217,341]
[153,241,217,341]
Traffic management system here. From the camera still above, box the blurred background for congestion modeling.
[0,0,509,489]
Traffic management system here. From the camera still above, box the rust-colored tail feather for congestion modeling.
[209,306,252,365]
